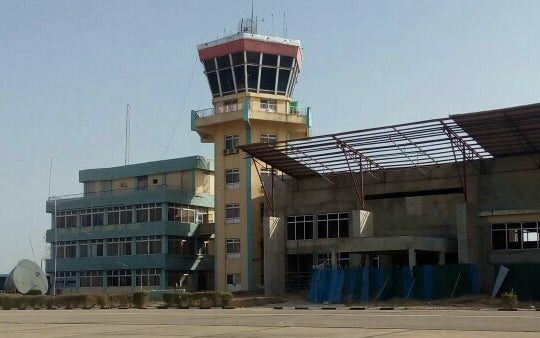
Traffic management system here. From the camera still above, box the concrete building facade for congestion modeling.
[240,104,540,295]
[45,156,215,294]
[192,28,311,292]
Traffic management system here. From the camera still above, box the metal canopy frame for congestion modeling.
[239,103,540,207]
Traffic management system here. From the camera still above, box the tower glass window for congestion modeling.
[224,135,239,155]
[225,169,240,189]
[225,203,240,223]
[226,238,240,258]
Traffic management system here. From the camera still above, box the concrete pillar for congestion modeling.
[131,237,136,255]
[331,250,337,269]
[408,248,416,270]
[102,207,108,226]
[456,203,469,263]
[131,269,137,292]
[364,254,371,267]
[438,251,446,265]
[162,235,168,254]
[76,211,81,227]
[102,272,107,293]
[263,217,285,296]
[160,269,167,289]
[132,207,138,224]
[162,202,169,222]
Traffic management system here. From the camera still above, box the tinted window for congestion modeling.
[219,68,235,93]
[246,51,260,64]
[260,67,276,91]
[234,66,245,91]
[280,55,294,68]
[216,55,230,69]
[247,65,259,90]
[232,52,244,65]
[277,69,291,93]
[207,72,220,95]
[262,53,278,66]
[203,58,216,72]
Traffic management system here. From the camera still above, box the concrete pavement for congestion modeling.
[0,308,539,337]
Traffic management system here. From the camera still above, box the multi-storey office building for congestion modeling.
[192,23,311,292]
[45,156,215,294]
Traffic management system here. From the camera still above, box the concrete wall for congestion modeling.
[266,155,540,293]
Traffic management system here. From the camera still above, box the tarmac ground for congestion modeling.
[1,307,540,337]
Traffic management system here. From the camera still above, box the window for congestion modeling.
[168,203,196,223]
[225,204,240,223]
[168,236,193,255]
[260,99,277,112]
[56,210,77,228]
[136,203,162,222]
[260,67,277,92]
[55,271,77,288]
[80,271,103,287]
[80,208,104,227]
[491,222,540,250]
[107,206,132,225]
[224,135,239,155]
[80,239,104,257]
[317,252,349,268]
[260,133,277,144]
[136,236,162,255]
[107,269,131,287]
[198,240,209,255]
[225,169,240,189]
[317,213,349,239]
[507,223,522,250]
[107,238,131,256]
[226,273,240,285]
[218,99,238,114]
[136,268,161,286]
[226,238,240,258]
[137,176,148,190]
[287,215,314,240]
[55,241,76,258]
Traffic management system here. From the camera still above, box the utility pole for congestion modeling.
[125,104,131,165]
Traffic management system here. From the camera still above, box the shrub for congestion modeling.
[45,296,55,309]
[96,295,109,309]
[27,295,46,309]
[218,292,232,307]
[26,290,42,296]
[133,292,148,309]
[0,295,18,310]
[162,293,176,308]
[176,293,190,308]
[501,289,518,309]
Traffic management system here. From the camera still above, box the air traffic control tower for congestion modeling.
[192,19,311,292]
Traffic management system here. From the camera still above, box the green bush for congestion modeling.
[26,289,42,296]
[133,292,148,309]
[218,292,233,307]
[162,293,176,308]
[0,295,19,310]
[27,295,46,309]
[96,295,109,309]
[501,289,518,309]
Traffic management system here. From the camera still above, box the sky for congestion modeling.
[1,0,540,273]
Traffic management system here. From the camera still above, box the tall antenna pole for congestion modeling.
[53,197,57,296]
[251,0,254,32]
[124,104,131,165]
[48,157,53,197]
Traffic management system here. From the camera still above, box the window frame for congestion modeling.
[225,203,240,224]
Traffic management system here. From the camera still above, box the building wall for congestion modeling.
[195,94,309,292]
[267,155,540,292]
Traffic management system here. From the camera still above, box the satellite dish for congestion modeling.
[4,259,48,295]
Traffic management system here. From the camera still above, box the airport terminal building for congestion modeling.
[45,156,215,294]
[240,104,540,295]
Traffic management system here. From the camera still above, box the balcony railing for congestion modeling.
[193,102,309,119]
[48,184,193,202]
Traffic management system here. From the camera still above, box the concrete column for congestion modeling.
[131,269,137,292]
[102,272,107,293]
[75,271,81,292]
[331,250,337,269]
[263,217,285,296]
[131,237,136,255]
[76,211,81,227]
[75,242,80,258]
[102,207,108,226]
[456,203,469,263]
[162,235,168,254]
[162,203,169,222]
[438,251,446,265]
[408,248,417,270]
[161,270,167,289]
[132,207,138,224]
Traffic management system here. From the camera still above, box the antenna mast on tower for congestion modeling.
[124,104,131,165]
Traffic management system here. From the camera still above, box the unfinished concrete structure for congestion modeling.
[240,103,540,295]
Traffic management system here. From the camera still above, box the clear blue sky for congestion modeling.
[1,0,539,273]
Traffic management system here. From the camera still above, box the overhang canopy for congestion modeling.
[239,103,540,179]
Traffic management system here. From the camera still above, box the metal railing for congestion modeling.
[193,102,309,119]
[48,184,193,201]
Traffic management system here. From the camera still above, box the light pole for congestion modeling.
[53,197,57,296]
